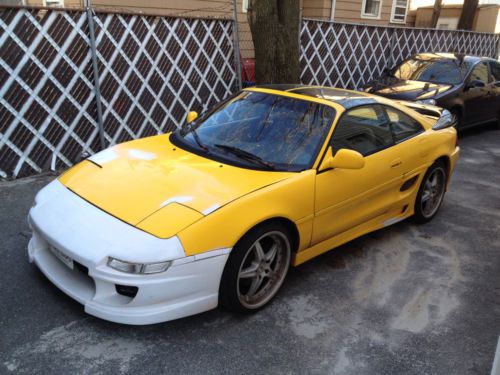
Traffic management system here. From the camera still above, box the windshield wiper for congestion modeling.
[213,144,276,170]
[184,125,209,153]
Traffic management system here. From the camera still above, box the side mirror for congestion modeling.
[466,79,485,90]
[319,147,365,171]
[432,109,458,130]
[186,111,199,124]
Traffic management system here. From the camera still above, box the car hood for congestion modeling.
[59,134,293,238]
[367,78,452,101]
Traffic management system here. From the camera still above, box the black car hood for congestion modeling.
[365,77,453,101]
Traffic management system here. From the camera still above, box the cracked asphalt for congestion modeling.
[1,125,499,375]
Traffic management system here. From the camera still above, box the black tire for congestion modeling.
[413,161,448,224]
[450,108,462,130]
[219,222,292,313]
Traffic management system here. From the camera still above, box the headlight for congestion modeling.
[107,257,171,274]
[416,98,436,106]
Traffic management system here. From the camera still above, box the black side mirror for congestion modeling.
[466,79,485,90]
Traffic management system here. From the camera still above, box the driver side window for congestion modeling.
[384,106,423,142]
[469,62,490,84]
[331,105,393,156]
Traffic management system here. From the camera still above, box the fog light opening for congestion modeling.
[115,284,138,298]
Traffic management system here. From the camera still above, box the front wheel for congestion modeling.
[450,108,462,130]
[219,223,291,313]
[413,162,447,224]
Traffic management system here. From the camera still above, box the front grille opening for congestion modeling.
[116,284,138,298]
[74,261,89,275]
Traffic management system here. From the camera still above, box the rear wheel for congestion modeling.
[219,223,291,312]
[413,162,447,224]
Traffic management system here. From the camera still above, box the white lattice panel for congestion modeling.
[301,19,500,89]
[0,7,238,178]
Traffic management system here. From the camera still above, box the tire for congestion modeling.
[413,161,447,224]
[450,108,462,130]
[219,222,292,313]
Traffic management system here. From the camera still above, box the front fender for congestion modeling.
[177,170,316,256]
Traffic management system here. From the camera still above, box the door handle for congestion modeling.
[391,158,402,168]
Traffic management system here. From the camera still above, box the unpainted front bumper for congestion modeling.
[28,180,230,325]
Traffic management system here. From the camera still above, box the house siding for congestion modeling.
[302,0,331,19]
[415,4,500,33]
[303,0,413,27]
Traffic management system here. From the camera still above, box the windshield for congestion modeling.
[173,91,336,171]
[393,57,468,84]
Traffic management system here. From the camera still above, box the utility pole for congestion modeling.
[84,0,106,150]
[231,0,243,90]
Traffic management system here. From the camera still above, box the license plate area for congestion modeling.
[49,246,74,270]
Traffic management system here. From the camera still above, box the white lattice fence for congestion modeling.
[0,7,238,178]
[301,19,500,89]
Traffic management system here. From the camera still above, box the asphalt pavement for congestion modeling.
[1,125,499,375]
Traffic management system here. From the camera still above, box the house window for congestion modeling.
[390,0,408,23]
[242,0,249,13]
[43,0,64,6]
[361,0,382,19]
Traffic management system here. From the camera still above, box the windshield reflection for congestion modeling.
[176,92,336,171]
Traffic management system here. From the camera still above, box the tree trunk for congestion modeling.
[248,0,300,84]
[430,0,442,28]
[457,0,479,30]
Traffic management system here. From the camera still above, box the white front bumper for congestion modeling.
[28,180,230,325]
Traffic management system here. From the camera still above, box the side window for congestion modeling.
[385,106,423,142]
[469,62,490,84]
[331,105,393,156]
[489,61,500,82]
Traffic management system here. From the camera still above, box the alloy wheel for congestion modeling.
[237,231,290,309]
[420,167,446,218]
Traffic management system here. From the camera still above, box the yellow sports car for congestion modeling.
[28,86,459,324]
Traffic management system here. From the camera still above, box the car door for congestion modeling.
[383,105,431,192]
[312,105,403,245]
[463,61,494,125]
[488,60,500,120]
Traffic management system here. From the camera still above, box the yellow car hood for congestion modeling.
[59,134,292,237]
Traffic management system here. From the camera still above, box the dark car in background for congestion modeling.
[364,53,500,130]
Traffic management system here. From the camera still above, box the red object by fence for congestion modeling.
[241,58,255,83]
